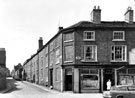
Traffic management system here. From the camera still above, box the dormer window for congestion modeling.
[83,31,95,41]
[113,31,125,41]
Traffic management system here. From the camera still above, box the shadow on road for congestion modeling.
[3,77,22,94]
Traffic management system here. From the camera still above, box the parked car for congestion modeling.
[103,85,135,98]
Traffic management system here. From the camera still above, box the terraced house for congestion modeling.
[23,6,135,93]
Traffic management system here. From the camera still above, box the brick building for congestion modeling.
[0,48,6,90]
[23,6,135,93]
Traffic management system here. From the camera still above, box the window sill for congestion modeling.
[64,61,73,63]
[81,59,98,62]
[112,39,125,41]
[83,39,95,41]
[111,60,127,62]
[64,40,74,43]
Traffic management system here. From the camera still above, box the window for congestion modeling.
[49,52,54,66]
[55,48,60,64]
[113,31,125,41]
[111,45,127,62]
[64,45,74,62]
[81,69,99,89]
[55,68,60,81]
[64,32,74,42]
[83,31,95,40]
[45,55,48,67]
[84,45,97,61]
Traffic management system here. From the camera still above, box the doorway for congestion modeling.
[103,69,114,90]
[50,69,53,86]
[65,68,73,91]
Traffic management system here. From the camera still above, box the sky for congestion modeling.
[0,0,135,71]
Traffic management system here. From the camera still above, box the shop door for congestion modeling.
[103,69,114,91]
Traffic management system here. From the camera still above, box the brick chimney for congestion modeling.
[91,6,101,24]
[38,37,43,50]
[124,7,134,24]
[59,26,63,31]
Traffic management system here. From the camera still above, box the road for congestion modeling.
[0,78,103,98]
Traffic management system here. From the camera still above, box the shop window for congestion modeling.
[128,69,135,74]
[118,69,127,74]
[119,75,135,85]
[81,74,99,89]
[81,69,99,89]
[81,69,89,74]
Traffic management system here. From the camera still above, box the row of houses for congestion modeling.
[22,6,135,93]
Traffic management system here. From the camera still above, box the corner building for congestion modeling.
[23,6,135,93]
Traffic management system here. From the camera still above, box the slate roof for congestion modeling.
[64,21,135,29]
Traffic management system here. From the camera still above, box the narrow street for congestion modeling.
[0,78,103,98]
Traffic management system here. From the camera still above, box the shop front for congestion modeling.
[80,68,100,93]
[117,68,135,85]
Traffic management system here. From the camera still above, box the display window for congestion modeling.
[81,69,99,89]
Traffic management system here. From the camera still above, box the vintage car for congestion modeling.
[103,85,135,98]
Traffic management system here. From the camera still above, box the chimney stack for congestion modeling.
[59,26,63,31]
[91,6,101,24]
[124,7,134,24]
[39,37,43,50]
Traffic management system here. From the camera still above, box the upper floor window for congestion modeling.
[83,31,95,41]
[84,45,97,61]
[55,48,60,64]
[113,31,125,41]
[111,45,127,62]
[64,32,74,42]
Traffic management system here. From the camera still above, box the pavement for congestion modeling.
[0,79,103,98]
[22,80,103,98]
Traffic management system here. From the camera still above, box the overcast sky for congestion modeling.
[0,0,135,71]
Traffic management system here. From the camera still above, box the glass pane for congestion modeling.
[81,75,99,89]
[81,69,89,74]
[90,69,98,74]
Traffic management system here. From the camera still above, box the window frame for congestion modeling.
[113,31,125,41]
[83,45,97,62]
[83,31,95,41]
[111,45,127,62]
[64,32,74,43]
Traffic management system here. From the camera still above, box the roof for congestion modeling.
[64,21,135,29]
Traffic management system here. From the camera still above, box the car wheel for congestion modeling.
[117,96,123,98]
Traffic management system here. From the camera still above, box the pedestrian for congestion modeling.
[107,79,111,91]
